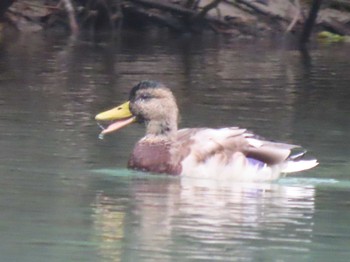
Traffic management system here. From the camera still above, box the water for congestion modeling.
[0,31,350,261]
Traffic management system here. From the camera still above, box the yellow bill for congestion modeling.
[95,101,136,135]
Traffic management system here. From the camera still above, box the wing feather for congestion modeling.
[173,127,303,166]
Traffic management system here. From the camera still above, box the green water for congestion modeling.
[0,31,350,261]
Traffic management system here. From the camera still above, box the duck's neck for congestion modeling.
[143,119,178,142]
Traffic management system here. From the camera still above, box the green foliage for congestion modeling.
[317,31,349,43]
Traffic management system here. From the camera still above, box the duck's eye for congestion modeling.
[139,94,152,101]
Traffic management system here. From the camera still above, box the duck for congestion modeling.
[95,80,318,181]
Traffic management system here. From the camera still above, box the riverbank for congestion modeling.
[1,1,350,42]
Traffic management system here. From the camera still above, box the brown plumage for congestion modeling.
[95,81,318,181]
[128,140,181,175]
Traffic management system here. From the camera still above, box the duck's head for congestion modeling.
[95,81,179,137]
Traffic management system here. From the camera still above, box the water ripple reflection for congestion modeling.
[92,176,315,261]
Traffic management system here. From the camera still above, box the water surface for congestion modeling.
[0,31,350,261]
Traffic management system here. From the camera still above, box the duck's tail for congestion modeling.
[282,150,319,173]
[282,159,318,173]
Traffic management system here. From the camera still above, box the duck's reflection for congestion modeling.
[92,176,315,261]
[91,193,125,262]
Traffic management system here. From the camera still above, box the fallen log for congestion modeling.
[320,17,350,35]
[133,0,195,16]
[1,0,350,40]
[123,2,185,31]
[127,0,230,33]
[235,0,289,22]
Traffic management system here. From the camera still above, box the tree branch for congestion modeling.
[61,0,79,34]
[286,0,301,32]
[196,0,222,20]
[300,0,323,45]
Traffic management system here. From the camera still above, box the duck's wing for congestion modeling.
[173,127,317,179]
[243,132,300,165]
[172,127,247,166]
[174,127,306,166]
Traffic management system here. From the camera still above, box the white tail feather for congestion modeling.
[282,159,319,173]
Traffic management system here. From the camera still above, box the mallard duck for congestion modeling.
[95,80,318,181]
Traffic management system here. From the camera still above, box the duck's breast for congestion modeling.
[128,141,181,175]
